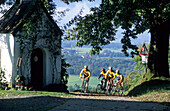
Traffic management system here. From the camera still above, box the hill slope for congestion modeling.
[127,78,170,106]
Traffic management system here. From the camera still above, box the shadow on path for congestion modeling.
[0,96,68,111]
[49,95,170,111]
[0,93,169,111]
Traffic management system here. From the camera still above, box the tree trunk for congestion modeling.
[147,20,170,78]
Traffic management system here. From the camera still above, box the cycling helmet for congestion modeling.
[109,67,112,70]
[84,65,88,68]
[116,69,119,73]
[84,66,88,70]
[102,68,105,71]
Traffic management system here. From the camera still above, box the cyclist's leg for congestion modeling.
[120,81,123,94]
[86,77,90,90]
[120,82,123,89]
[104,79,107,89]
[106,78,110,87]
[81,75,85,92]
[82,75,85,87]
[116,80,123,94]
[111,78,113,85]
[101,78,105,89]
[115,80,120,91]
[106,77,111,92]
[116,80,119,88]
[101,79,103,86]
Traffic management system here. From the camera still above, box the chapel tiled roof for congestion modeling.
[0,0,62,35]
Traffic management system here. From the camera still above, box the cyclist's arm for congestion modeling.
[87,71,91,78]
[119,74,124,82]
[98,74,102,79]
[119,75,122,82]
[80,69,84,78]
[105,71,109,77]
[112,74,116,80]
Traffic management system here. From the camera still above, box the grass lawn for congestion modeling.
[0,90,73,98]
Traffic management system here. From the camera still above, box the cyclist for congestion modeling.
[106,67,115,85]
[80,66,91,92]
[115,69,124,93]
[97,68,107,90]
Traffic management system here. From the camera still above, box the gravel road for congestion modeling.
[0,92,169,111]
[50,93,170,111]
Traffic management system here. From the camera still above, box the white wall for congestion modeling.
[0,33,14,83]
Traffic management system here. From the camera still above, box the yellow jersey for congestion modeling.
[115,73,124,82]
[106,70,115,78]
[80,68,91,78]
[100,71,107,79]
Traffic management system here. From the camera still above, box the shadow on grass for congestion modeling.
[127,79,170,96]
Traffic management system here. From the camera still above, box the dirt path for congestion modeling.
[50,92,170,111]
[0,92,169,111]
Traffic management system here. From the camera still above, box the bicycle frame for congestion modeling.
[105,78,113,95]
[96,79,107,93]
[81,78,88,93]
[112,82,123,96]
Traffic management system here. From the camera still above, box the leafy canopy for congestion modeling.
[63,0,170,57]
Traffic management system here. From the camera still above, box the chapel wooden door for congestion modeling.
[31,48,43,90]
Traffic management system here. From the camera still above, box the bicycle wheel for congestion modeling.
[81,81,85,92]
[111,85,116,95]
[81,80,87,93]
[109,85,113,95]
[96,84,102,93]
[105,82,110,95]
[81,85,84,92]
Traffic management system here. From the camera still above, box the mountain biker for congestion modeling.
[115,69,124,93]
[106,67,115,85]
[80,66,91,91]
[97,68,107,89]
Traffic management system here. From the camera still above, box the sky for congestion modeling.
[54,0,100,26]
[0,0,150,45]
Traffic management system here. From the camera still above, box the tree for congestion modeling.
[63,0,170,78]
[0,0,56,14]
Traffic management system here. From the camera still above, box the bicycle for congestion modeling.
[96,79,106,94]
[112,83,123,96]
[105,79,113,95]
[80,77,88,93]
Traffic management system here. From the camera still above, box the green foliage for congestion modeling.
[60,0,95,5]
[0,68,7,90]
[0,0,56,14]
[61,58,70,85]
[65,54,134,77]
[41,0,56,15]
[64,0,169,57]
[63,45,134,77]
[0,68,6,84]
[123,43,151,92]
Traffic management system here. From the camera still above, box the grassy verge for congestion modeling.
[0,90,73,98]
[136,91,170,106]
[127,77,170,106]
